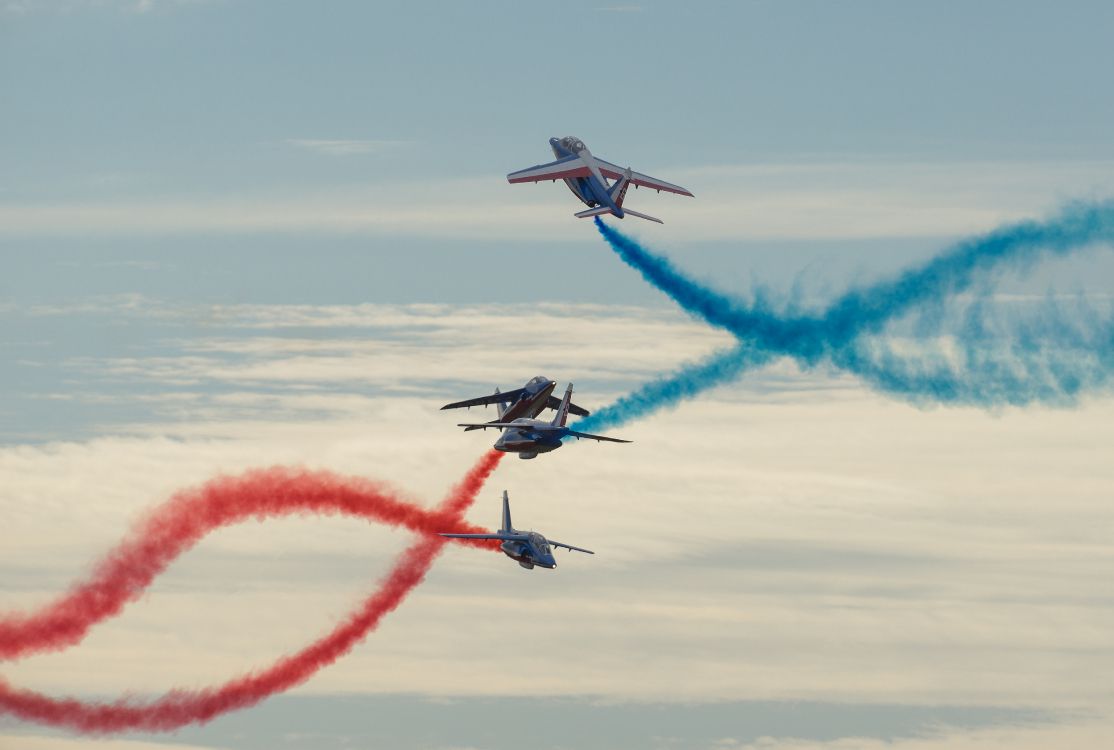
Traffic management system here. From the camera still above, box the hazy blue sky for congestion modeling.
[2,2,1113,750]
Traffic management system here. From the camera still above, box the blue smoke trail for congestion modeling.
[579,201,1114,429]
[576,343,770,433]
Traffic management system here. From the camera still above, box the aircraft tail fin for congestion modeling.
[494,387,507,419]
[574,206,612,219]
[608,167,632,208]
[551,383,574,427]
[501,490,513,533]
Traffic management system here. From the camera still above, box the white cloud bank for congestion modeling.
[3,159,1112,242]
[1,303,1111,716]
[715,715,1114,750]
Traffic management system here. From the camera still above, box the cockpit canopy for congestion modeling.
[528,375,550,387]
[528,532,550,554]
[559,136,586,153]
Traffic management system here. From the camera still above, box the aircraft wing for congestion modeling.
[456,421,524,430]
[548,540,594,555]
[593,158,694,197]
[441,388,525,411]
[545,395,590,417]
[507,155,590,184]
[457,422,630,442]
[563,429,632,443]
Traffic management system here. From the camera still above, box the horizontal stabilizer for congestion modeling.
[575,206,612,219]
[620,208,663,224]
[576,205,663,224]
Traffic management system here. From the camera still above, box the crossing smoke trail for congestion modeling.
[0,462,500,660]
[4,201,1112,733]
[580,201,1114,430]
[0,451,503,732]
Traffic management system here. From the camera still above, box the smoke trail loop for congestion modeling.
[0,452,504,732]
[589,200,1114,416]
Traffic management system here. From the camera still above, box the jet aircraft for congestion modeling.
[507,136,693,224]
[440,490,593,570]
[457,383,630,459]
[440,375,589,431]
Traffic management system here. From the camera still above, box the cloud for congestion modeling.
[39,301,734,402]
[714,715,1114,750]
[4,159,1113,241]
[1,303,1112,710]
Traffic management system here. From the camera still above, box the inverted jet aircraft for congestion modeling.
[440,490,593,570]
[441,375,589,431]
[457,383,630,459]
[507,136,693,224]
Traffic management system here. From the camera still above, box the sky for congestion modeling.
[2,1,1113,749]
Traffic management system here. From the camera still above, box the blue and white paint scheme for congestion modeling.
[440,375,589,432]
[507,136,694,224]
[456,383,631,460]
[440,490,593,570]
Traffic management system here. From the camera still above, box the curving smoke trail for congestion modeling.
[0,464,500,661]
[0,451,503,732]
[4,201,1114,734]
[577,343,770,433]
[587,200,1114,420]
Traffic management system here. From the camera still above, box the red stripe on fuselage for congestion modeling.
[498,381,556,423]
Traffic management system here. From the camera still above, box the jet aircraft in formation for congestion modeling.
[440,490,593,570]
[455,383,629,460]
[447,135,679,567]
[441,378,623,567]
[440,375,589,431]
[507,136,693,224]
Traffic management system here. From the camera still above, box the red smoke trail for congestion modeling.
[1,458,500,661]
[0,450,503,733]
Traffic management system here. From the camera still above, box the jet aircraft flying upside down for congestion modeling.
[440,490,593,570]
[507,136,693,224]
[440,375,589,431]
[456,383,630,459]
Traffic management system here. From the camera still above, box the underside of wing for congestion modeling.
[441,388,525,410]
[549,540,595,554]
[456,421,524,430]
[545,395,590,417]
[564,429,632,444]
[507,155,590,184]
[594,158,694,197]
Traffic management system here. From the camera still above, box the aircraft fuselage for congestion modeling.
[500,376,557,423]
[548,137,625,218]
[500,533,556,569]
[493,417,565,459]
